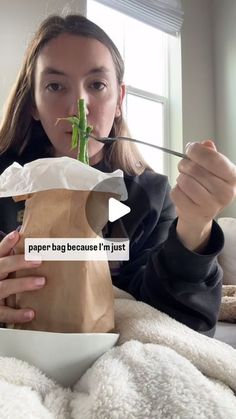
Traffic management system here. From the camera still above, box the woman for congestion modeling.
[0,14,235,334]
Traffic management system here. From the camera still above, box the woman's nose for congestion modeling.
[67,93,89,116]
[67,99,79,116]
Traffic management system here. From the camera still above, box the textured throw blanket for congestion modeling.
[219,285,236,322]
[1,289,236,419]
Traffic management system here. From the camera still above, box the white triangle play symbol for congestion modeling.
[108,198,131,222]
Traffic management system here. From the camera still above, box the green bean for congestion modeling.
[71,124,79,150]
[56,99,92,164]
[78,99,88,163]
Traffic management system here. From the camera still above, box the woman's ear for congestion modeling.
[115,83,126,118]
[31,104,40,121]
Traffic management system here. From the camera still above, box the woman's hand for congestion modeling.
[0,230,45,325]
[170,140,236,252]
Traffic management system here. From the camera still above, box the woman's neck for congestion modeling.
[89,148,104,166]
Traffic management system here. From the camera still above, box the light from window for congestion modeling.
[87,0,168,174]
[126,94,164,173]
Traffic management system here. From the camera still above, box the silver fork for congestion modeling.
[87,133,187,159]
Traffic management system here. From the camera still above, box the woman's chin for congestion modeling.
[53,145,104,164]
[89,148,104,165]
[54,149,77,159]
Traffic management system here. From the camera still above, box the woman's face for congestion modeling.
[32,33,125,164]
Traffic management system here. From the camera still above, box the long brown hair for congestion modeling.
[0,14,151,175]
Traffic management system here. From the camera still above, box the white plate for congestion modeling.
[0,327,119,387]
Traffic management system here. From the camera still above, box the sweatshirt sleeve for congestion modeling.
[112,177,224,336]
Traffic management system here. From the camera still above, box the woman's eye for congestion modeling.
[46,83,63,92]
[90,81,107,91]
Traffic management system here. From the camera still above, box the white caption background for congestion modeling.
[25,238,129,261]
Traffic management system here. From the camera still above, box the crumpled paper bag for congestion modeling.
[0,157,127,333]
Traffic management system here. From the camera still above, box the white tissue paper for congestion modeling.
[0,157,127,200]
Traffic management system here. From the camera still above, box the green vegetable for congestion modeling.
[56,99,93,164]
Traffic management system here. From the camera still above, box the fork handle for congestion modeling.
[100,135,187,159]
[88,133,187,159]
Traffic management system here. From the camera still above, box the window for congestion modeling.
[87,0,170,175]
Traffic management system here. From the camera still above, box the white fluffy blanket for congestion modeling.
[1,289,236,419]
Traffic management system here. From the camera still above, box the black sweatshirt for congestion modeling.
[0,156,224,336]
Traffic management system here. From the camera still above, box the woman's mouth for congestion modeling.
[66,131,94,138]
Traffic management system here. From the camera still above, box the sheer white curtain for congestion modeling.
[95,0,184,35]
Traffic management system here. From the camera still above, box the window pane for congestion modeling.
[87,0,125,55]
[124,18,166,96]
[126,95,164,173]
[87,0,167,174]
[87,0,167,96]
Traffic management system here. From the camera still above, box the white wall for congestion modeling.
[181,0,215,144]
[0,0,85,119]
[213,0,236,217]
[181,0,236,217]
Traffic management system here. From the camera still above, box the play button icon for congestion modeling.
[85,174,150,239]
[108,198,130,222]
[85,176,131,237]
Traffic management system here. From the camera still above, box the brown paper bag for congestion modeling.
[7,188,115,333]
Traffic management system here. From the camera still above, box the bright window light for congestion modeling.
[87,0,169,174]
